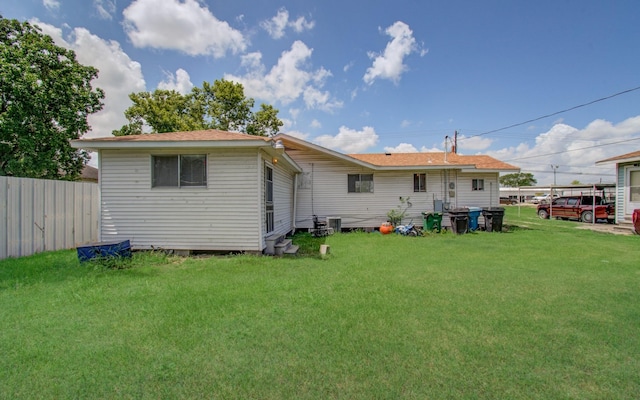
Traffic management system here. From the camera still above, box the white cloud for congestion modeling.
[94,0,116,20]
[310,119,321,129]
[384,142,444,153]
[284,130,310,140]
[400,119,411,128]
[122,0,246,57]
[488,116,640,185]
[157,68,194,94]
[314,126,379,153]
[343,61,354,72]
[420,145,444,152]
[261,8,314,39]
[288,108,300,120]
[363,21,422,85]
[457,134,493,151]
[290,15,315,33]
[225,41,342,112]
[33,20,146,139]
[384,143,418,153]
[43,0,60,11]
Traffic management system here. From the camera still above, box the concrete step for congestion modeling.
[283,244,299,255]
[614,223,636,234]
[274,239,292,256]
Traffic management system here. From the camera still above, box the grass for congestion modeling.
[1,207,639,399]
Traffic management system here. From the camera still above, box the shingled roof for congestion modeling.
[596,150,640,164]
[348,152,519,171]
[75,129,270,143]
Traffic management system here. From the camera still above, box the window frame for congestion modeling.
[472,178,485,191]
[265,164,274,233]
[347,173,374,193]
[413,173,426,192]
[151,154,207,188]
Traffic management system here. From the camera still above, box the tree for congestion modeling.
[113,79,283,137]
[499,172,537,187]
[0,17,104,179]
[571,180,581,185]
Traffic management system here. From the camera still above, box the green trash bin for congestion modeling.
[422,212,443,232]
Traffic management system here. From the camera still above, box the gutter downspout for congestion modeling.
[292,173,298,231]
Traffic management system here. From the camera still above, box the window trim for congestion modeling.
[347,173,374,193]
[151,154,207,188]
[472,178,485,191]
[265,163,274,233]
[413,173,426,192]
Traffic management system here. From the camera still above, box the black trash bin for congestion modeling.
[482,207,505,232]
[449,208,469,235]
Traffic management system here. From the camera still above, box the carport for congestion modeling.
[515,184,616,224]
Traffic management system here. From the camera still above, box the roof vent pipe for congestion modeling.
[444,135,449,163]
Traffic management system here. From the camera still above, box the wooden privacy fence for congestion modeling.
[0,176,99,260]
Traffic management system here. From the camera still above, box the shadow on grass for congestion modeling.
[0,250,166,291]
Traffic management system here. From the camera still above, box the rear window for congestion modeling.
[554,198,568,206]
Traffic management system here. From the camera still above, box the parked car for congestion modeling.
[500,197,518,205]
[531,194,559,204]
[537,195,615,223]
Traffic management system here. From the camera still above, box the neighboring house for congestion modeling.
[275,134,519,230]
[81,165,99,183]
[72,129,519,253]
[72,130,301,253]
[596,150,640,223]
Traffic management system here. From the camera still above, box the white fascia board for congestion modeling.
[262,147,303,173]
[596,156,640,166]
[461,168,521,173]
[274,133,378,169]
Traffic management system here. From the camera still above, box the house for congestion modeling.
[81,165,99,183]
[274,134,519,230]
[596,150,640,223]
[72,130,302,254]
[72,129,519,253]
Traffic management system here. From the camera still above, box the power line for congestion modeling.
[503,136,640,162]
[459,85,640,141]
[525,169,615,177]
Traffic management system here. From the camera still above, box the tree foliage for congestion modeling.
[0,17,104,180]
[113,79,283,137]
[499,172,537,187]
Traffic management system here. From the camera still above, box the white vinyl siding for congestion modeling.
[99,148,262,251]
[286,146,502,229]
[456,173,499,208]
[287,149,448,229]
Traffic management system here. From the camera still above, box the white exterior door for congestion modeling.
[625,167,640,215]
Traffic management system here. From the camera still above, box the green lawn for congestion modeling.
[1,207,639,399]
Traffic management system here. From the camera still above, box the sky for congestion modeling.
[3,0,640,185]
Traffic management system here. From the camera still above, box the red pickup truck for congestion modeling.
[537,195,615,223]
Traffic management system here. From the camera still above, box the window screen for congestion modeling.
[348,174,374,193]
[152,155,206,188]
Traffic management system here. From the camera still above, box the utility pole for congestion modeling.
[551,165,559,185]
[453,130,458,154]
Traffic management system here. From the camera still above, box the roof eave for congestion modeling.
[274,133,379,169]
[463,168,521,173]
[596,156,640,165]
